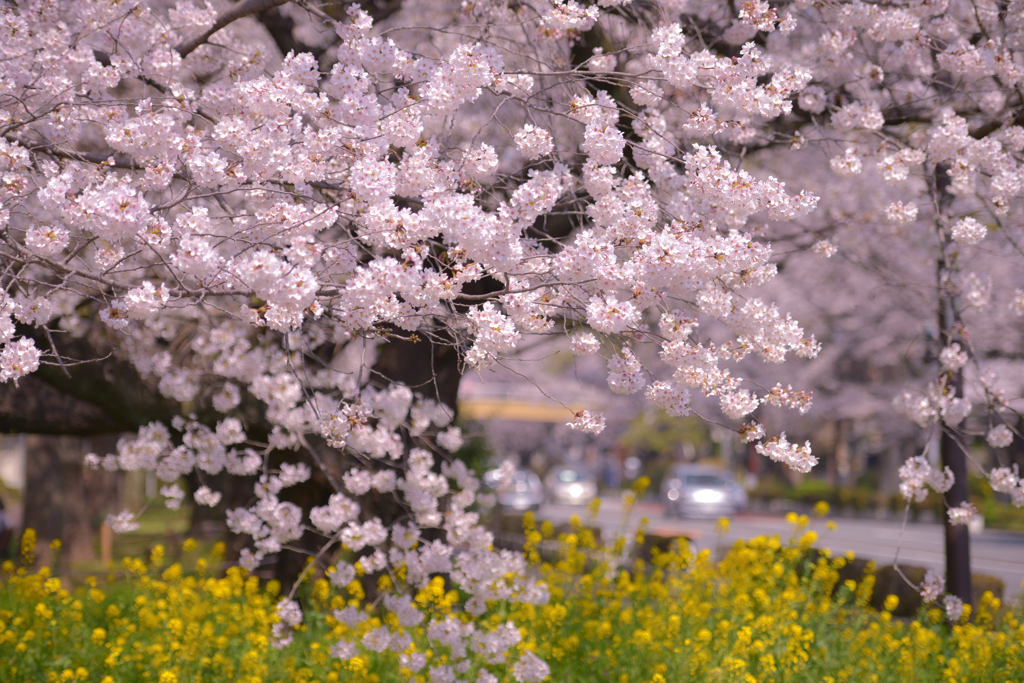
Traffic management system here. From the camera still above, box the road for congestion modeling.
[537,500,1024,602]
[9,496,1023,601]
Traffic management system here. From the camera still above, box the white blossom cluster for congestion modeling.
[920,570,945,604]
[755,433,817,474]
[893,382,972,429]
[897,456,954,503]
[947,502,979,526]
[916,570,966,623]
[0,297,41,385]
[987,465,1024,507]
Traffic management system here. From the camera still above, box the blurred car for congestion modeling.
[545,465,598,506]
[660,466,747,518]
[484,467,545,512]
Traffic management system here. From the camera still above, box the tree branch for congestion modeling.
[176,0,291,59]
[0,374,126,435]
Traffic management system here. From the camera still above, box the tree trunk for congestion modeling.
[939,268,971,605]
[22,434,123,565]
[941,423,971,603]
[929,161,972,605]
[271,333,464,589]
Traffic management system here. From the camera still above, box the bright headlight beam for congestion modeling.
[692,489,725,504]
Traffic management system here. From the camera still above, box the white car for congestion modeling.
[485,468,545,512]
[661,466,747,518]
[545,466,598,505]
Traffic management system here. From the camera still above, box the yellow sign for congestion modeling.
[458,399,590,423]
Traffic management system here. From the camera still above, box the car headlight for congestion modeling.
[568,483,584,498]
[692,489,725,504]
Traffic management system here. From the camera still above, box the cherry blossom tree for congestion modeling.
[750,0,1024,609]
[2,0,1023,673]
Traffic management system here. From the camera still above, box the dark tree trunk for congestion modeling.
[932,163,971,605]
[941,423,971,603]
[373,334,462,411]
[22,435,121,564]
[940,296,971,605]
[271,333,464,589]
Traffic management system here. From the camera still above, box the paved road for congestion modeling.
[537,500,1024,602]
[10,497,1023,601]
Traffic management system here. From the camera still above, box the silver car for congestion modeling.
[485,468,545,512]
[545,465,598,506]
[661,466,747,518]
